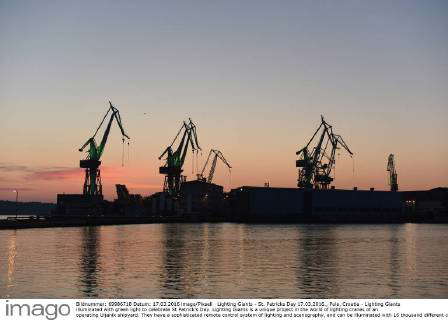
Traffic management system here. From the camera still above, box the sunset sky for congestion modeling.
[1,1,447,202]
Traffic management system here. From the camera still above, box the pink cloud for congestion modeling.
[25,168,82,180]
[24,165,135,181]
[0,187,34,192]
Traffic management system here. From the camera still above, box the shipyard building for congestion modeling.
[229,186,405,222]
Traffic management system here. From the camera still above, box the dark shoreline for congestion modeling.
[1,215,447,230]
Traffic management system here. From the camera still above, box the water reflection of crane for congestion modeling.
[79,102,130,196]
[160,224,215,298]
[297,226,338,297]
[160,225,188,297]
[387,225,402,297]
[80,227,100,297]
[197,149,231,184]
[159,119,201,196]
[296,116,353,189]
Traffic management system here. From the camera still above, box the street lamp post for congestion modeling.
[13,190,19,219]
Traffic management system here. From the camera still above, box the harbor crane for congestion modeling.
[159,118,201,196]
[296,115,353,189]
[197,149,231,184]
[387,154,398,192]
[79,101,130,196]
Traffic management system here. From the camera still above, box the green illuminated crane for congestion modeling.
[159,118,200,196]
[79,101,130,196]
[296,116,353,189]
[197,149,231,184]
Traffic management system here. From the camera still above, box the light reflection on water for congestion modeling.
[1,223,447,298]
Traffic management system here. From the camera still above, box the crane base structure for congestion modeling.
[80,160,102,196]
[159,166,186,196]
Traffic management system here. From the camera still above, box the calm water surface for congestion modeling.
[1,223,447,298]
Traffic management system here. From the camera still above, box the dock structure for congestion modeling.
[2,187,448,229]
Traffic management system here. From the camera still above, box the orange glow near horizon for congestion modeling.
[1,138,447,203]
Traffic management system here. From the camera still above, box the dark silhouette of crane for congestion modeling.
[197,149,231,184]
[296,115,353,189]
[79,101,130,196]
[159,118,200,196]
[387,154,398,192]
